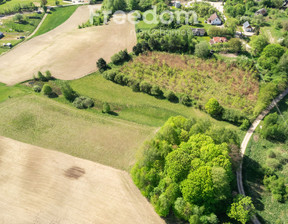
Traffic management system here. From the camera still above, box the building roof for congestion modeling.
[191,28,206,35]
[255,8,267,15]
[208,13,220,22]
[210,37,227,44]
[243,21,251,28]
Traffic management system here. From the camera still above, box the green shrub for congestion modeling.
[240,119,250,131]
[111,49,130,65]
[131,82,140,92]
[266,158,281,171]
[165,91,178,102]
[97,58,108,73]
[205,98,223,117]
[42,84,52,96]
[33,85,42,93]
[102,102,111,113]
[151,85,163,97]
[73,96,94,109]
[103,69,117,81]
[179,94,192,106]
[38,71,47,82]
[140,81,152,94]
[45,70,52,80]
[61,82,78,102]
[267,150,276,159]
[114,73,124,85]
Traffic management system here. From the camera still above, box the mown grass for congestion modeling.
[0,94,155,170]
[33,5,78,37]
[243,94,288,223]
[0,82,29,103]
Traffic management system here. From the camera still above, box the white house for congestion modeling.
[243,21,253,32]
[207,13,222,25]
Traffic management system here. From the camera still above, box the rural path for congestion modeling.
[0,5,137,85]
[0,135,165,224]
[237,87,288,224]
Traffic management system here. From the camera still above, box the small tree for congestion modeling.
[139,81,152,94]
[33,85,42,93]
[227,195,255,224]
[55,0,60,5]
[151,85,163,97]
[42,84,52,96]
[45,70,52,80]
[102,102,111,113]
[61,82,78,102]
[13,14,24,23]
[38,71,47,81]
[205,98,223,117]
[195,41,210,59]
[165,91,178,102]
[97,58,108,73]
[41,0,47,6]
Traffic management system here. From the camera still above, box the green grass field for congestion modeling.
[0,83,29,102]
[0,94,155,170]
[243,94,288,223]
[68,73,242,130]
[33,5,78,37]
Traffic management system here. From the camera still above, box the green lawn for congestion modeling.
[0,82,29,103]
[33,5,78,37]
[243,94,288,223]
[0,94,155,170]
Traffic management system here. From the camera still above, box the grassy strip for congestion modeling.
[33,6,78,37]
[243,94,288,223]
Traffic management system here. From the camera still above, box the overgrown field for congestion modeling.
[119,52,259,115]
[0,94,155,170]
[243,95,288,223]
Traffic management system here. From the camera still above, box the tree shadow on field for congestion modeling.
[242,156,265,212]
[108,111,118,116]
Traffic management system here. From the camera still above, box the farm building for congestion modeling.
[255,8,267,16]
[243,21,253,32]
[0,32,4,39]
[207,13,222,25]
[191,28,206,36]
[210,37,227,45]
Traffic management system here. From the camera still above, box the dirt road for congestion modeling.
[0,5,137,85]
[237,87,288,224]
[0,136,164,224]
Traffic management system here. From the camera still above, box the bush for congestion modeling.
[139,81,152,94]
[267,149,276,159]
[205,98,223,117]
[151,85,163,97]
[111,49,130,65]
[42,84,52,96]
[165,91,178,102]
[61,82,78,102]
[195,41,210,59]
[114,73,124,85]
[179,94,192,106]
[131,81,140,92]
[73,96,94,109]
[133,43,144,55]
[102,102,111,113]
[38,71,47,82]
[33,85,42,93]
[103,69,117,81]
[97,58,108,73]
[45,70,52,80]
[240,119,250,130]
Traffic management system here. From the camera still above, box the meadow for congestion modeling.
[32,5,78,37]
[243,94,288,223]
[119,52,259,115]
[0,94,155,170]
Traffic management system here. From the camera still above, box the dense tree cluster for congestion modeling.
[138,29,196,54]
[185,2,223,20]
[260,112,288,142]
[131,116,241,223]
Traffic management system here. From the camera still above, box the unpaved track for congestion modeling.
[0,5,137,85]
[237,87,288,224]
[0,136,164,224]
